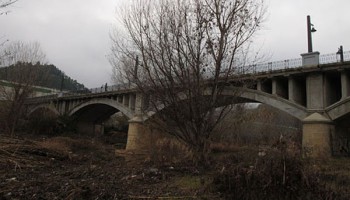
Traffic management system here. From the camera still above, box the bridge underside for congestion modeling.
[332,113,350,155]
[72,104,119,135]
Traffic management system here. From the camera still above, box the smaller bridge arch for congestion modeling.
[28,104,60,117]
[68,98,135,135]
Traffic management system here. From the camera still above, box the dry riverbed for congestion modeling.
[0,134,220,199]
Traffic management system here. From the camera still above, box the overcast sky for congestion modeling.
[1,0,349,88]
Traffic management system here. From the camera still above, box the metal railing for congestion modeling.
[237,50,350,75]
[89,83,135,94]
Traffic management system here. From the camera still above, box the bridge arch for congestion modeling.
[145,87,308,121]
[28,104,60,117]
[232,88,309,120]
[326,97,350,121]
[69,98,134,119]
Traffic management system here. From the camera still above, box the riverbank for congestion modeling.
[0,133,348,199]
[0,134,220,199]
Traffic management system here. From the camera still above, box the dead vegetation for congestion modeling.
[0,134,220,199]
[0,112,349,200]
[0,134,127,199]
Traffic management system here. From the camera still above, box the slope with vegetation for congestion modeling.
[0,63,87,92]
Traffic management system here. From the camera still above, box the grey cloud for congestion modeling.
[1,0,350,87]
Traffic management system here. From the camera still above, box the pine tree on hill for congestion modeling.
[0,63,87,91]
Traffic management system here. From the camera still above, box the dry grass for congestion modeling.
[37,137,71,155]
[35,136,113,162]
[0,135,64,170]
[310,157,350,199]
[147,138,193,166]
[212,147,339,199]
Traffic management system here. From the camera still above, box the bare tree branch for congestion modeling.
[0,0,18,15]
[0,41,47,135]
[110,0,266,164]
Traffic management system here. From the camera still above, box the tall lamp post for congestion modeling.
[307,15,317,53]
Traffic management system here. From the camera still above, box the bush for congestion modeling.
[26,113,77,135]
[213,146,337,199]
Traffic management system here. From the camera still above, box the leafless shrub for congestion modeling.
[212,104,301,146]
[27,108,58,135]
[213,141,337,200]
[146,138,193,167]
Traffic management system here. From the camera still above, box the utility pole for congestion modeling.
[307,15,317,53]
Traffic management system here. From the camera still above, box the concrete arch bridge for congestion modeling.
[25,57,350,157]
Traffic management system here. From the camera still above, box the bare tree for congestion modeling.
[0,0,18,47]
[0,41,47,135]
[0,0,18,15]
[110,0,265,164]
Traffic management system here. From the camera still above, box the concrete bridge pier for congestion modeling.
[302,71,334,158]
[302,113,334,157]
[126,115,152,153]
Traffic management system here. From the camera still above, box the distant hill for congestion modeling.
[0,62,88,91]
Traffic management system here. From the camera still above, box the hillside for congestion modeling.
[0,62,87,91]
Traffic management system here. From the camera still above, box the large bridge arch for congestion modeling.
[145,87,308,121]
[326,97,350,121]
[233,88,309,120]
[69,98,134,119]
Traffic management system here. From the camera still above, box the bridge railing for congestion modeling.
[319,51,350,64]
[89,83,136,94]
[237,50,350,74]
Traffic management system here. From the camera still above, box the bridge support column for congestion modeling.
[306,73,324,109]
[126,116,151,152]
[60,101,66,115]
[257,81,262,91]
[302,113,334,158]
[341,71,350,100]
[288,77,306,105]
